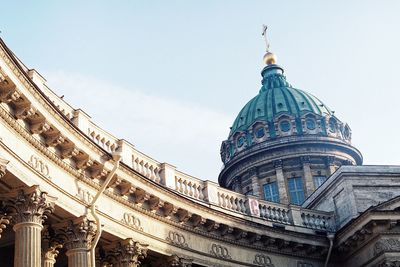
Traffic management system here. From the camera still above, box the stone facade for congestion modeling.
[0,37,398,267]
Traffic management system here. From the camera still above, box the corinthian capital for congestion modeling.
[166,255,193,267]
[114,238,148,267]
[0,214,11,239]
[59,216,97,250]
[1,185,56,225]
[42,226,63,263]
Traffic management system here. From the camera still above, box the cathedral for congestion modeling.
[0,33,399,267]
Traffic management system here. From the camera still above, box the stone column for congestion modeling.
[114,238,148,267]
[62,216,96,267]
[274,160,288,204]
[166,254,193,267]
[2,185,56,267]
[42,226,62,267]
[301,156,314,197]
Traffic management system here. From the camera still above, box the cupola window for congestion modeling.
[255,127,265,138]
[237,136,245,148]
[344,126,350,140]
[280,120,291,132]
[328,119,336,132]
[306,118,316,130]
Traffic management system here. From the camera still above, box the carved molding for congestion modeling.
[76,187,94,205]
[374,238,400,256]
[377,260,400,267]
[122,213,143,231]
[1,185,56,225]
[210,243,231,259]
[166,231,188,248]
[253,254,274,267]
[28,154,50,178]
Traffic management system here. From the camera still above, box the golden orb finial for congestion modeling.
[262,25,277,65]
[263,52,277,65]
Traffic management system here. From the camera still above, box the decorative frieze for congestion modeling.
[374,238,400,256]
[210,244,231,259]
[122,213,143,231]
[28,154,51,178]
[377,260,400,267]
[76,187,94,205]
[166,231,188,248]
[253,254,274,267]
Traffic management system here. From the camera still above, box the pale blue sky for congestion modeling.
[1,1,400,181]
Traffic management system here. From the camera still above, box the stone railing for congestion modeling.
[175,172,205,201]
[299,209,335,231]
[214,186,247,214]
[258,200,291,224]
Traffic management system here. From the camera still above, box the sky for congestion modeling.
[1,1,400,181]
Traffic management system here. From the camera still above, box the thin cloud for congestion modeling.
[44,70,233,181]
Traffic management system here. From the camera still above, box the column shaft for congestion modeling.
[66,249,91,267]
[14,222,43,267]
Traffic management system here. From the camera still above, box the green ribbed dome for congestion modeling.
[229,65,333,136]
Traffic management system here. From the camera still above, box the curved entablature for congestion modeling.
[0,38,333,266]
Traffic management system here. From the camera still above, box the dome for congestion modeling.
[220,64,358,166]
[230,65,333,136]
[219,62,362,192]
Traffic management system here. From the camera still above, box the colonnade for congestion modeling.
[0,185,192,267]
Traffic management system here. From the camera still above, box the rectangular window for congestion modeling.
[313,176,327,188]
[288,177,305,205]
[263,182,280,203]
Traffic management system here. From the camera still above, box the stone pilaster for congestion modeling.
[166,254,193,267]
[249,168,260,197]
[62,216,96,267]
[2,185,56,267]
[113,238,148,267]
[42,226,62,267]
[301,156,314,197]
[326,156,336,176]
[274,160,288,204]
